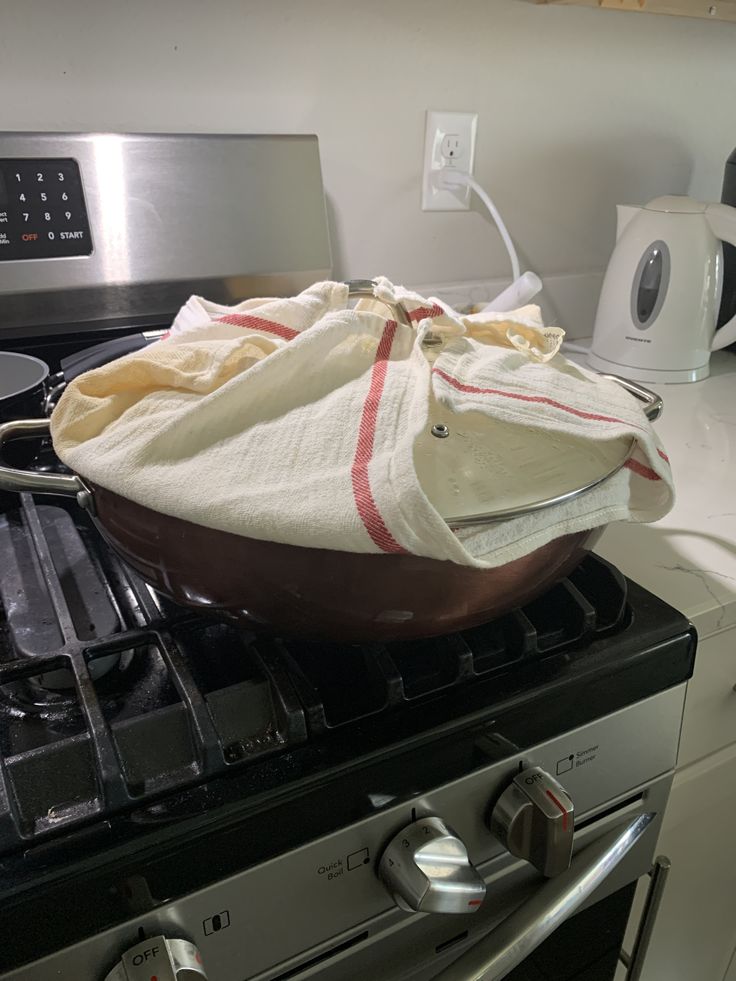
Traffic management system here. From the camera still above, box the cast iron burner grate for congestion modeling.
[275,561,627,731]
[0,493,628,854]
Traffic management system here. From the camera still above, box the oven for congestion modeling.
[0,133,695,981]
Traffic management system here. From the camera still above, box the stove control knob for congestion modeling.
[378,815,486,914]
[490,765,574,877]
[103,936,207,981]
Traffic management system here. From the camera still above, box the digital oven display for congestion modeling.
[0,158,92,261]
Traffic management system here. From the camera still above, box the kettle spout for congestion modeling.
[616,205,641,241]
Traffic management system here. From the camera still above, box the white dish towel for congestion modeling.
[50,278,674,569]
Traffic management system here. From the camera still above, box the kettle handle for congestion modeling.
[705,203,736,350]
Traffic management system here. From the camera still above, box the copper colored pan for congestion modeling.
[0,377,660,642]
[0,431,600,641]
[81,482,603,642]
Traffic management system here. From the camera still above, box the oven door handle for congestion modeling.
[433,811,655,981]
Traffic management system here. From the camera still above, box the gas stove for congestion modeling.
[0,133,695,981]
[0,487,681,853]
[0,481,694,980]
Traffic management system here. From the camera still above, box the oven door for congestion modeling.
[501,880,637,981]
[429,813,651,981]
[268,790,667,981]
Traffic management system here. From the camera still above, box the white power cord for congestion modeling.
[484,270,543,313]
[432,168,543,313]
[434,169,521,283]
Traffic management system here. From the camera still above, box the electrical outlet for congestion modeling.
[440,134,463,161]
[422,110,478,212]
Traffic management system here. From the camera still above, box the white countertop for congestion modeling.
[588,351,736,639]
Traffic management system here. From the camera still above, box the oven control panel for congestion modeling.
[378,816,486,914]
[490,766,575,878]
[0,158,92,261]
[0,686,685,981]
[103,936,207,981]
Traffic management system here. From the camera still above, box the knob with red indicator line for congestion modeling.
[490,765,574,878]
[103,936,207,981]
[378,815,486,914]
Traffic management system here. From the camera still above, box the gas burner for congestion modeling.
[0,495,306,846]
[0,500,126,687]
[0,484,635,852]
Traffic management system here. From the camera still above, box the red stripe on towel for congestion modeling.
[624,458,661,481]
[216,313,299,341]
[351,321,406,553]
[408,304,444,322]
[431,366,649,432]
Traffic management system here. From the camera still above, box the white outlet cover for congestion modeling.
[422,110,478,212]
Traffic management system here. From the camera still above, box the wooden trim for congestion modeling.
[536,0,736,22]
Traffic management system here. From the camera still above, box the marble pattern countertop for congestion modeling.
[591,351,736,639]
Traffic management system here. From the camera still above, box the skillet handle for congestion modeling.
[345,279,414,328]
[0,419,94,512]
[599,374,663,422]
[59,331,163,382]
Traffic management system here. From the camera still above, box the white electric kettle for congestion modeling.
[589,195,736,383]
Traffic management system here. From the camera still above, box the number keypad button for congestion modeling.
[0,158,92,260]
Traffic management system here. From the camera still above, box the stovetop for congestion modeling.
[0,477,696,972]
[0,482,694,860]
[0,330,695,978]
[0,350,696,975]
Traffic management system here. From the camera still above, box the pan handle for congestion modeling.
[0,419,95,511]
[345,279,414,328]
[599,374,663,422]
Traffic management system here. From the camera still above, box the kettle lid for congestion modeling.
[644,195,706,214]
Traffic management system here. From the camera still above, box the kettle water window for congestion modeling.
[631,240,670,329]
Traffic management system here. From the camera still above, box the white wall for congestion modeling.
[1,0,735,324]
